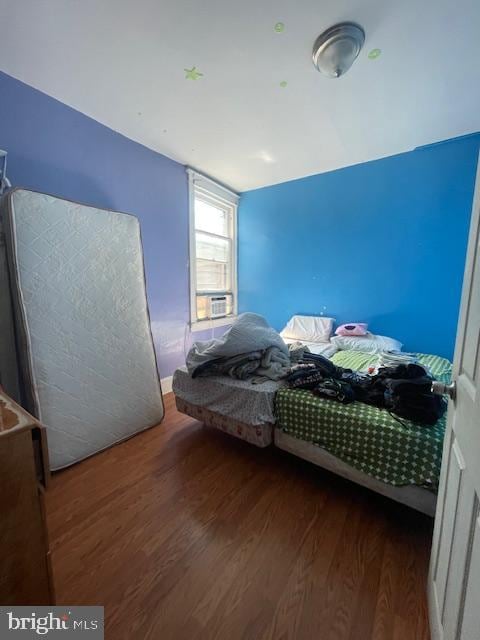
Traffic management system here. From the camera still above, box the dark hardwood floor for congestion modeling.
[47,393,432,640]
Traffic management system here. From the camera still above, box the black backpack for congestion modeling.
[383,377,447,425]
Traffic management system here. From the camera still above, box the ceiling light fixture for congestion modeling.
[312,22,365,78]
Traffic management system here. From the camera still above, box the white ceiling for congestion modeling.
[1,0,479,191]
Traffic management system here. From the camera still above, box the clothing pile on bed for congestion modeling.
[285,353,446,426]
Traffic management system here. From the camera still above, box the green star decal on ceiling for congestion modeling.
[184,66,203,80]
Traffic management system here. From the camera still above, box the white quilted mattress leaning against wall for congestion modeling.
[0,188,164,469]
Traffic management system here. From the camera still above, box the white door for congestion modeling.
[428,155,480,640]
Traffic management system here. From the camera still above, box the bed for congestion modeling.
[173,366,278,446]
[274,350,451,516]
[173,316,450,516]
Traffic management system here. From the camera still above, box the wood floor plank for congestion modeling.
[47,393,433,640]
[371,537,399,640]
[262,486,352,640]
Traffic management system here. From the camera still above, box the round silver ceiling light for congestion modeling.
[312,22,365,78]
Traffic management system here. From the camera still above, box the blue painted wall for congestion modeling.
[2,70,478,366]
[239,135,480,359]
[0,71,224,379]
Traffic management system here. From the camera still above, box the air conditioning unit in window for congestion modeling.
[208,295,227,319]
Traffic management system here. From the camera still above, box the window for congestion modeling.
[188,169,238,328]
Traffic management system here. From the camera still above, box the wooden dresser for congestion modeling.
[0,389,55,604]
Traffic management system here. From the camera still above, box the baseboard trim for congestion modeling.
[161,375,173,394]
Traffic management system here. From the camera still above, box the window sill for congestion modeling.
[190,315,237,332]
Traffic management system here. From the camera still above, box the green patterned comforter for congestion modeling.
[275,351,452,488]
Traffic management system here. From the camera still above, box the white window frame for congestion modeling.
[187,168,239,331]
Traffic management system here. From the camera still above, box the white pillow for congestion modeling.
[280,315,335,344]
[330,332,402,353]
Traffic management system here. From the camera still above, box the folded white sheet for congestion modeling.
[282,338,338,359]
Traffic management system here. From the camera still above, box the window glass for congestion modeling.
[194,198,229,237]
[189,173,237,324]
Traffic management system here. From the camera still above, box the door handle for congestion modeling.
[431,380,456,401]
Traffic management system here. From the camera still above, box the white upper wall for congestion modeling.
[0,0,479,191]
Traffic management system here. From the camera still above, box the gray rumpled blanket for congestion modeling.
[187,313,291,381]
[194,346,290,381]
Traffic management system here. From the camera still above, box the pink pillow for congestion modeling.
[335,323,368,337]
